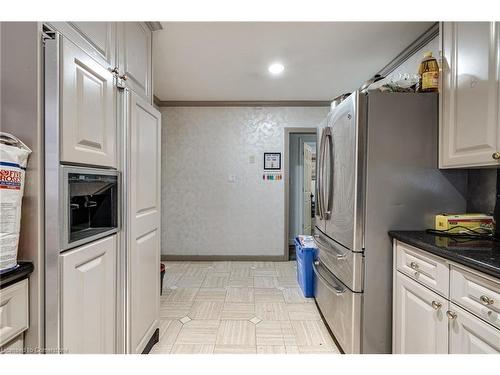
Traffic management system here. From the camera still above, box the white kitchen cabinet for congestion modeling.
[126,91,161,353]
[394,272,448,354]
[50,22,117,69]
[60,37,117,167]
[449,304,500,354]
[440,22,500,168]
[118,23,152,102]
[61,235,117,354]
[0,279,28,349]
[393,240,500,354]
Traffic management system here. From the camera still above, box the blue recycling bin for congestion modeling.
[294,237,318,298]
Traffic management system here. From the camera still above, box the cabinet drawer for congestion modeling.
[396,241,449,296]
[0,279,29,347]
[450,265,500,330]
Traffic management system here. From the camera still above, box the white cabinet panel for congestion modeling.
[394,272,448,354]
[61,235,116,354]
[449,303,500,354]
[127,91,161,353]
[61,37,117,167]
[118,23,152,102]
[440,22,500,168]
[0,279,28,347]
[51,22,116,68]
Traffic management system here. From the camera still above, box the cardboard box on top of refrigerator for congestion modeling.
[435,214,494,234]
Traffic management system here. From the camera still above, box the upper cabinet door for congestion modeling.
[50,22,116,69]
[440,22,500,168]
[118,23,152,102]
[60,37,117,168]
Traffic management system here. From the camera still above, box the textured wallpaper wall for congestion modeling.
[161,106,329,257]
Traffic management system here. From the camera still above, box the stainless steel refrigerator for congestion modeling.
[313,91,466,353]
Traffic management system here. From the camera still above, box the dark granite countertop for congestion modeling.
[389,231,500,280]
[0,261,34,289]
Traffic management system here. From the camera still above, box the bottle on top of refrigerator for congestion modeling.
[418,51,439,92]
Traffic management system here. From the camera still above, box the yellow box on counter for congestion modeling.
[435,214,494,234]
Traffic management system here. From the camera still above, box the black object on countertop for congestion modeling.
[0,261,34,289]
[389,231,500,279]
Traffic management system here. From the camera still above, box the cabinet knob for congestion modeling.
[446,310,457,320]
[110,66,119,75]
[492,152,500,160]
[431,301,442,310]
[120,74,128,81]
[480,295,494,306]
[410,261,419,270]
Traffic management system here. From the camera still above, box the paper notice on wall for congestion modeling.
[0,133,31,272]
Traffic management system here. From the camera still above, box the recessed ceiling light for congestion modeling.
[268,62,285,75]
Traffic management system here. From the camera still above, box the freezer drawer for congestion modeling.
[313,260,362,354]
[314,230,364,292]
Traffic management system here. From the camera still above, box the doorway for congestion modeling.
[284,129,317,260]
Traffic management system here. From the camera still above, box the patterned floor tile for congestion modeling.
[282,288,313,304]
[253,276,277,288]
[164,288,199,302]
[225,287,254,303]
[256,321,284,345]
[216,320,256,346]
[255,302,289,321]
[154,261,340,355]
[254,288,285,303]
[195,288,227,302]
[221,303,255,320]
[226,277,254,287]
[189,301,224,320]
[202,273,230,288]
[286,303,322,320]
[291,320,336,347]
[175,320,220,345]
[160,301,194,319]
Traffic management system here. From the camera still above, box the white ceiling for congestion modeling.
[153,22,433,102]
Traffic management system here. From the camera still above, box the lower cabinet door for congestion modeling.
[394,272,448,354]
[449,303,500,354]
[61,235,117,354]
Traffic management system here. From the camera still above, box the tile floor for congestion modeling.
[152,260,340,354]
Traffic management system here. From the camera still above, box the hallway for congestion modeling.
[153,260,340,354]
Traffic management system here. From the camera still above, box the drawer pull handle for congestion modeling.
[431,301,442,310]
[446,310,457,320]
[480,295,494,306]
[410,262,419,270]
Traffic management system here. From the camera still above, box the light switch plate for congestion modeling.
[228,175,237,183]
[249,155,255,164]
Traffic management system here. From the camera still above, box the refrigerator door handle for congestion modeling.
[323,129,334,219]
[316,129,327,220]
[314,234,347,259]
[313,261,346,294]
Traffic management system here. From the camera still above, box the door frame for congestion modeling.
[284,127,317,260]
